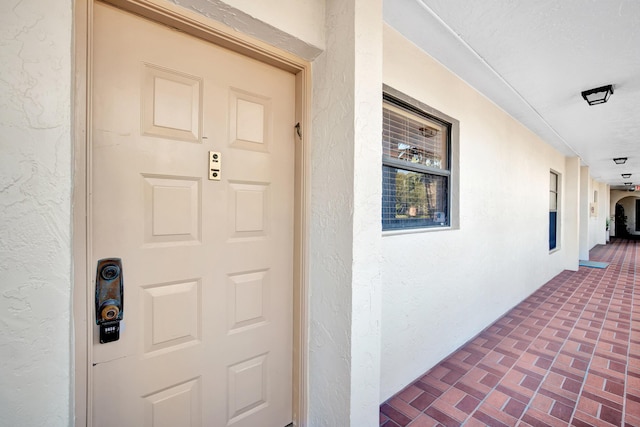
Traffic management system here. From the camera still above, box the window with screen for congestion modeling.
[382,94,451,230]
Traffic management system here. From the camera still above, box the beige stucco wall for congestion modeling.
[0,0,73,425]
[380,24,579,400]
[309,0,383,424]
[168,0,325,60]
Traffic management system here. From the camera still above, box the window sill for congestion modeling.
[382,225,457,237]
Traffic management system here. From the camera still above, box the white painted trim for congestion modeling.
[293,68,311,427]
[72,0,93,424]
[72,1,310,425]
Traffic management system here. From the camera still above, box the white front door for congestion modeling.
[91,3,295,426]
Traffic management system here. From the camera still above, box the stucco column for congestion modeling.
[579,166,590,260]
[563,156,580,270]
[309,0,383,425]
[598,183,609,245]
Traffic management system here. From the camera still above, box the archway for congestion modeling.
[609,191,640,237]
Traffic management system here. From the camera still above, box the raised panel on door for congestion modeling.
[91,3,295,426]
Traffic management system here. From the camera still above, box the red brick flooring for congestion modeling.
[380,239,639,427]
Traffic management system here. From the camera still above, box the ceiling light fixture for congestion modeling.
[581,84,614,105]
[625,182,633,186]
[622,173,632,179]
[613,157,628,164]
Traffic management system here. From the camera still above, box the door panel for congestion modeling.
[91,3,295,426]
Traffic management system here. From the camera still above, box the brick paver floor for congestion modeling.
[380,238,639,426]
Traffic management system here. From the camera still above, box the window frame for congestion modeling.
[549,170,560,251]
[382,87,458,232]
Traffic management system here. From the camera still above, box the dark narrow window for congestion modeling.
[382,94,451,230]
[549,171,559,250]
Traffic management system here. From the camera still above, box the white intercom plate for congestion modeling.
[209,151,221,181]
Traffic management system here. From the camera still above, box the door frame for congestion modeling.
[72,1,311,425]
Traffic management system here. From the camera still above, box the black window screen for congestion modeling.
[382,96,451,230]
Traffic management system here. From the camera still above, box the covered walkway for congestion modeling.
[380,239,639,426]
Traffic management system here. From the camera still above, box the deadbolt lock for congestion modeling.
[95,258,124,344]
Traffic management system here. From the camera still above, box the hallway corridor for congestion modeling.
[380,239,639,426]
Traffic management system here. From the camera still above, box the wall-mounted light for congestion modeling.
[613,157,628,164]
[622,173,632,179]
[624,182,633,186]
[581,84,614,105]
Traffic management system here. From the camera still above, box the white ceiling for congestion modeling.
[384,0,640,189]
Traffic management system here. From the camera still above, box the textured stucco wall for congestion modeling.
[587,180,608,247]
[168,0,325,60]
[579,166,590,259]
[309,0,382,425]
[0,0,72,425]
[348,0,382,423]
[380,25,574,400]
[602,185,610,241]
[578,170,608,255]
[220,0,325,52]
[563,156,580,271]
